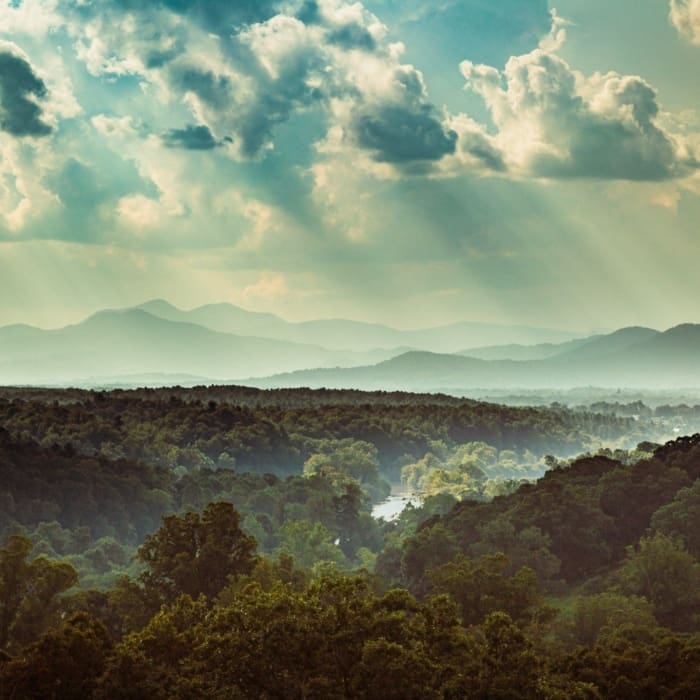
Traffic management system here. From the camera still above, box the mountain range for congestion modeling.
[0,309,394,385]
[0,301,579,386]
[245,325,700,391]
[1,300,697,390]
[135,299,578,352]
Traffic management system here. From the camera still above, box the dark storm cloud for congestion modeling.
[349,63,457,165]
[163,124,222,150]
[108,0,280,34]
[355,104,457,163]
[328,24,377,51]
[0,49,52,137]
[172,67,233,110]
[296,0,321,25]
[144,39,187,69]
[46,157,156,209]
[535,118,687,181]
[462,137,507,172]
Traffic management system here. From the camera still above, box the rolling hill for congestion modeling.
[0,310,402,386]
[244,325,700,392]
[135,299,580,353]
[457,337,597,361]
[2,303,690,391]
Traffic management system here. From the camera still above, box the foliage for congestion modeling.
[0,613,111,700]
[0,536,77,652]
[428,553,546,627]
[4,389,700,696]
[615,534,700,630]
[137,502,258,602]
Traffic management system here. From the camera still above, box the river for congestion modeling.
[372,492,423,521]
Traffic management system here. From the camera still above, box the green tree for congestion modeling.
[401,524,460,594]
[616,534,700,630]
[350,639,438,700]
[470,518,561,586]
[428,553,543,627]
[651,478,700,557]
[303,439,377,479]
[277,519,343,570]
[138,502,257,602]
[562,625,700,698]
[96,595,210,700]
[476,612,543,699]
[570,593,657,646]
[0,613,110,700]
[303,439,389,502]
[0,535,77,651]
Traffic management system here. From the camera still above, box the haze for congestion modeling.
[1,0,699,333]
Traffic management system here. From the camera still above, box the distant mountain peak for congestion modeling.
[606,325,659,337]
[81,308,169,328]
[662,323,700,335]
[137,299,184,313]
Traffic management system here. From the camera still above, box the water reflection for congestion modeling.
[372,493,423,521]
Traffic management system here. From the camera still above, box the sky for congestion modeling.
[0,0,699,332]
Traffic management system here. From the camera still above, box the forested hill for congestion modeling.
[0,384,651,593]
[386,432,700,594]
[0,386,639,479]
[0,429,172,545]
[4,413,700,695]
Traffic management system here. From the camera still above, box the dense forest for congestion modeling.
[3,387,700,697]
[0,386,656,478]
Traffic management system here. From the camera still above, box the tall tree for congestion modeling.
[0,536,77,651]
[138,502,257,601]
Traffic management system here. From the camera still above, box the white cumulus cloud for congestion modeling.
[670,0,700,44]
[458,16,699,181]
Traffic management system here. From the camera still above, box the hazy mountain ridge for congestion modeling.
[1,301,694,390]
[458,337,599,361]
[544,326,660,363]
[0,309,401,385]
[458,327,659,363]
[135,299,581,352]
[245,324,700,391]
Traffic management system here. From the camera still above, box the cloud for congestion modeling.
[459,18,699,181]
[63,4,326,157]
[46,157,151,211]
[3,0,696,255]
[344,61,457,165]
[113,0,280,35]
[443,114,507,172]
[162,124,224,150]
[241,271,290,302]
[0,43,52,137]
[354,103,456,163]
[54,0,456,168]
[222,14,328,158]
[327,22,377,51]
[0,0,62,37]
[116,194,163,231]
[36,150,162,243]
[670,0,700,44]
